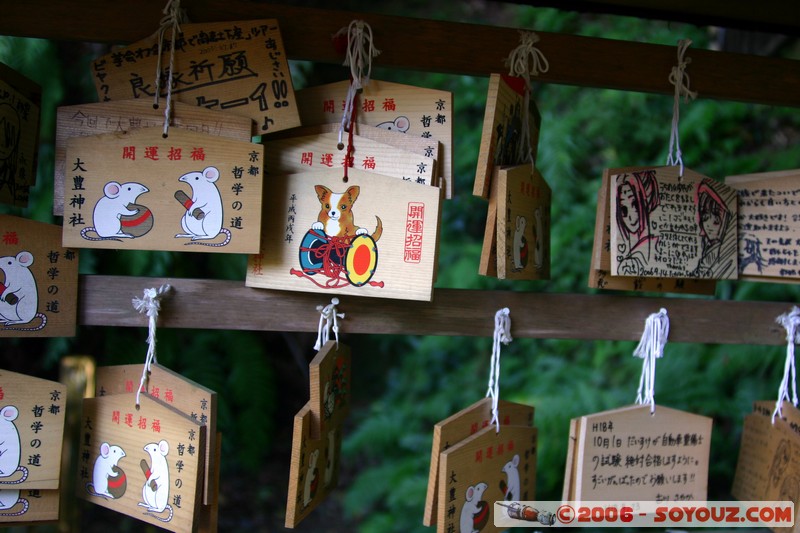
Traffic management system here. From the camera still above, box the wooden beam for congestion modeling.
[1,1,798,107]
[511,0,800,36]
[80,275,789,345]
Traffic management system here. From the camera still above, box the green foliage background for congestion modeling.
[1,2,799,531]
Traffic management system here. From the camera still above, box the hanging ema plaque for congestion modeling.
[246,167,441,301]
[296,79,453,198]
[53,99,253,216]
[437,423,538,533]
[91,19,299,136]
[564,404,712,503]
[726,170,800,281]
[285,341,351,528]
[62,127,264,253]
[0,62,40,207]
[424,398,534,527]
[609,166,738,279]
[79,393,205,532]
[473,73,541,200]
[0,215,79,337]
[0,369,66,524]
[588,166,717,294]
[496,164,550,280]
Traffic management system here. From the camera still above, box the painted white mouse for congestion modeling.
[0,489,27,516]
[376,116,410,133]
[0,251,45,330]
[138,439,173,522]
[512,215,528,271]
[500,454,521,501]
[86,442,127,499]
[460,481,488,533]
[174,166,231,246]
[81,181,150,241]
[0,406,26,484]
[303,448,319,507]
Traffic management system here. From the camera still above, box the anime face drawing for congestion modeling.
[615,170,659,275]
[692,180,734,278]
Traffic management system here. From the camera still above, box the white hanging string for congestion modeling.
[773,306,800,422]
[633,308,670,414]
[153,0,184,137]
[334,20,381,146]
[343,20,380,90]
[665,39,697,177]
[131,284,172,407]
[505,31,549,168]
[486,308,512,432]
[314,298,345,351]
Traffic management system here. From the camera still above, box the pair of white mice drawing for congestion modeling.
[512,211,544,272]
[460,454,521,533]
[83,166,230,246]
[87,439,173,522]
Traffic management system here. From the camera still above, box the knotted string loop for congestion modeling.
[334,20,381,148]
[486,308,512,432]
[773,306,800,422]
[505,31,549,167]
[131,284,172,407]
[665,39,697,177]
[506,31,549,79]
[633,308,669,414]
[314,298,345,351]
[153,0,185,136]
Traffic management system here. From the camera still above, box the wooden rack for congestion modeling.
[3,1,799,345]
